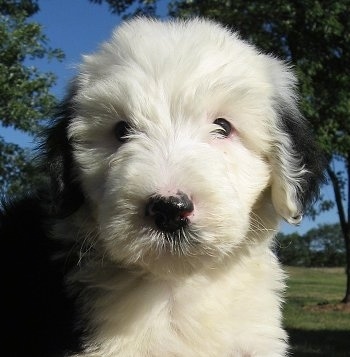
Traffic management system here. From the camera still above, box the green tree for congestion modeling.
[277,224,345,267]
[0,0,64,197]
[88,0,158,17]
[307,224,345,266]
[276,232,312,266]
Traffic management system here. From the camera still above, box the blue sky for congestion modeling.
[1,0,342,234]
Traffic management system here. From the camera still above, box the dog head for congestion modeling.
[45,18,325,273]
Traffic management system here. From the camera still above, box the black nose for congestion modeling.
[145,192,194,232]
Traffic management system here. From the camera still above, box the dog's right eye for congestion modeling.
[114,121,131,143]
[213,118,233,137]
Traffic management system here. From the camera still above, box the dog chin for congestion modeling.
[98,219,246,278]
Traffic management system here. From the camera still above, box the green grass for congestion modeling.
[283,267,350,356]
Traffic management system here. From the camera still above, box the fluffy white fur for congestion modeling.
[50,18,317,356]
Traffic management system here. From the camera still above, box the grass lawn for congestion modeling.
[284,267,350,357]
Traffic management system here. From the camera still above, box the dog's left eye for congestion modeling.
[213,118,233,137]
[114,121,131,143]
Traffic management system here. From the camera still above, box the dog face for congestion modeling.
[48,19,324,274]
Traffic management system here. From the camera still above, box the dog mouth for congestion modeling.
[151,213,191,234]
[150,227,200,256]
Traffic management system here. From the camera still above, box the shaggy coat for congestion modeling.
[1,18,325,357]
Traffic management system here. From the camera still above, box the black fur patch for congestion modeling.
[0,195,83,356]
[39,83,85,218]
[277,102,327,210]
[1,83,85,355]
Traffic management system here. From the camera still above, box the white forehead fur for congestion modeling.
[73,18,295,150]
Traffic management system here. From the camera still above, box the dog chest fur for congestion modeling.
[69,246,286,357]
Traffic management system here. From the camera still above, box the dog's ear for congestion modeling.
[267,60,326,225]
[41,82,84,218]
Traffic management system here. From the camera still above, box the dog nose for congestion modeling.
[145,192,194,232]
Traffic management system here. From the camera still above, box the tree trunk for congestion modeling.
[342,155,350,303]
[327,165,350,304]
[342,227,350,303]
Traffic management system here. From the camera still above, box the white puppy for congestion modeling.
[1,18,325,357]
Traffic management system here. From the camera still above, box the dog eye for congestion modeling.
[213,118,232,137]
[114,121,131,143]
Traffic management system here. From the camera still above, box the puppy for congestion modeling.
[1,18,325,356]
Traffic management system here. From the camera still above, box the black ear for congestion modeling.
[262,56,327,224]
[271,101,327,224]
[280,105,327,207]
[41,82,84,218]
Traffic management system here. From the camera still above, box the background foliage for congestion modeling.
[277,224,346,267]
[0,0,63,197]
